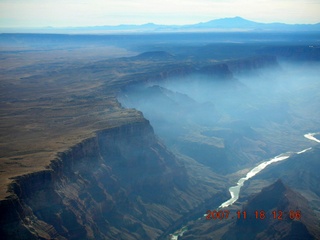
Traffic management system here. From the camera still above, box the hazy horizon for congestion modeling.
[1,19,320,239]
[1,0,320,28]
[1,16,320,30]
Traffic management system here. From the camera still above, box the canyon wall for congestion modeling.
[0,54,280,239]
[0,119,225,239]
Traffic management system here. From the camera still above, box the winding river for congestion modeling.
[170,132,320,239]
[219,132,319,208]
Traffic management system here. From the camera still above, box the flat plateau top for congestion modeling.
[0,46,143,200]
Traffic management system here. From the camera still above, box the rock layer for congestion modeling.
[1,120,219,239]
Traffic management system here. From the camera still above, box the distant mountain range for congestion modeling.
[2,17,320,33]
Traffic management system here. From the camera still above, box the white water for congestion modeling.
[304,133,320,143]
[219,132,320,209]
[219,153,291,208]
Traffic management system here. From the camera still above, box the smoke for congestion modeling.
[118,61,320,173]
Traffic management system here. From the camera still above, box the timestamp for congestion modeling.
[205,210,301,220]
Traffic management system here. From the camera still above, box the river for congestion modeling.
[170,132,320,239]
[219,132,320,208]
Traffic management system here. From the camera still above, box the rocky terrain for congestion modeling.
[222,179,319,240]
[243,146,320,219]
[1,33,320,239]
[180,179,320,240]
[1,120,229,239]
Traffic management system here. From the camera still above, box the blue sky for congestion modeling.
[1,0,319,28]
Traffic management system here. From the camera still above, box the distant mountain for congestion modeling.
[191,16,263,30]
[2,17,320,33]
[190,16,320,31]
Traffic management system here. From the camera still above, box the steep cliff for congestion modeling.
[0,119,226,239]
[226,55,279,75]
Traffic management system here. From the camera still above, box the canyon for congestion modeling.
[1,120,228,239]
[1,32,320,239]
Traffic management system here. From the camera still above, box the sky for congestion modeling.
[0,0,320,28]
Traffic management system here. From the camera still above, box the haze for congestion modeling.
[1,0,320,28]
[1,26,320,238]
[119,60,320,173]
